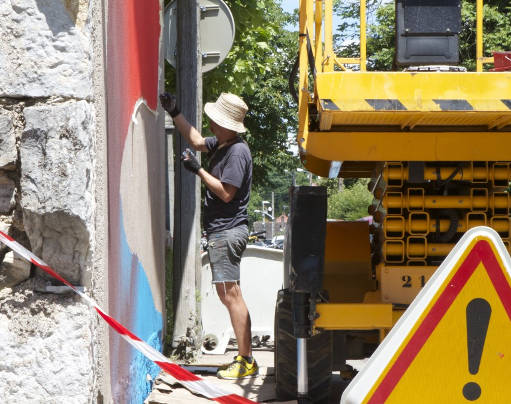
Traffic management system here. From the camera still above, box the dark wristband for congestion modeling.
[170,107,180,118]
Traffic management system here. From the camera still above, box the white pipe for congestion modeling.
[297,337,308,395]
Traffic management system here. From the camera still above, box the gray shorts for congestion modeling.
[207,224,248,283]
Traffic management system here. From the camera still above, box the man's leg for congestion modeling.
[216,281,252,357]
[208,225,257,379]
[215,281,258,379]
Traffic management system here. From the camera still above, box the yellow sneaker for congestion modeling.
[217,355,258,379]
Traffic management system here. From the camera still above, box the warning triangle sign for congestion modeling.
[342,227,511,404]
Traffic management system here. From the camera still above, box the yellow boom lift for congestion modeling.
[274,1,511,402]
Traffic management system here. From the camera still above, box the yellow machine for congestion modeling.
[274,1,511,402]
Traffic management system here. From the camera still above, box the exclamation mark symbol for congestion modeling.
[462,298,491,401]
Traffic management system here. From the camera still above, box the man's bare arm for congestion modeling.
[160,93,207,152]
[198,168,237,203]
[173,114,208,152]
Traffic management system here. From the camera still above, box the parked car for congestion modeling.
[271,235,285,249]
[263,239,273,247]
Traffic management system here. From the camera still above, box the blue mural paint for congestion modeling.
[119,207,163,404]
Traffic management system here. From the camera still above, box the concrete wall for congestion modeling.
[0,0,166,402]
[106,0,166,403]
[201,247,284,354]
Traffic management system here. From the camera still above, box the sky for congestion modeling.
[280,0,299,17]
[280,0,342,32]
[280,0,299,31]
[280,0,393,39]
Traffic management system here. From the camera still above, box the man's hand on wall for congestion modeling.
[159,93,180,117]
[181,148,201,174]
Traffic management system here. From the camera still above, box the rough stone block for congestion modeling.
[21,100,94,284]
[0,281,94,402]
[0,251,31,289]
[0,0,92,99]
[0,113,17,169]
[0,176,16,214]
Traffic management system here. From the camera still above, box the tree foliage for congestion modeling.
[247,188,264,226]
[327,179,373,220]
[165,0,300,187]
[205,1,300,188]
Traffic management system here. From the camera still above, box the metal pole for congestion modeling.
[360,0,367,71]
[324,0,333,72]
[271,191,275,239]
[297,338,309,400]
[298,0,312,152]
[173,0,202,355]
[262,200,265,225]
[165,114,175,235]
[314,0,323,74]
[476,0,483,72]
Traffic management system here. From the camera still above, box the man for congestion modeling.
[160,92,257,379]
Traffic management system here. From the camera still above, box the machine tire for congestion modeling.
[274,289,332,403]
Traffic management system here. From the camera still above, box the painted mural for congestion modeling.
[106,0,166,402]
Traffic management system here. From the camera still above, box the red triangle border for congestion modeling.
[368,239,511,403]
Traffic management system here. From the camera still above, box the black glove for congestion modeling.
[181,148,201,174]
[159,92,180,117]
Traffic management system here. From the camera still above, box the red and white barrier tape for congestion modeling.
[0,231,256,404]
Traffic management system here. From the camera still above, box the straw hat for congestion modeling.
[204,93,248,133]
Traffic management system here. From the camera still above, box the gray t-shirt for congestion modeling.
[203,136,252,234]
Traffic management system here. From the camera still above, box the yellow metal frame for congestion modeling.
[298,0,509,169]
[298,0,367,156]
[315,303,392,330]
[298,0,510,335]
[323,221,376,303]
[315,72,511,113]
[305,130,511,162]
[477,0,494,71]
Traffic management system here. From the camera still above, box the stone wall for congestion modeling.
[0,279,95,402]
[21,100,95,284]
[0,0,106,402]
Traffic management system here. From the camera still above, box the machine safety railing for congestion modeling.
[299,0,492,77]
[297,0,495,157]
